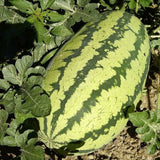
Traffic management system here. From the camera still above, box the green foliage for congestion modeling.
[129,110,160,154]
[127,0,152,10]
[0,0,159,159]
[0,110,8,142]
[0,0,101,63]
[151,39,160,50]
[9,0,35,14]
[0,55,51,116]
[0,55,50,159]
[0,117,44,159]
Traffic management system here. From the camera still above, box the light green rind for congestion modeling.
[38,10,150,156]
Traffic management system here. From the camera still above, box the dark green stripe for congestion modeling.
[80,49,150,145]
[53,21,148,140]
[51,12,135,138]
[43,117,48,136]
[56,51,150,153]
[47,22,100,135]
[49,23,99,93]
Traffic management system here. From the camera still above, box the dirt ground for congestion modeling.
[48,50,160,160]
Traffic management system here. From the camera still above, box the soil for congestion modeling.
[46,50,160,160]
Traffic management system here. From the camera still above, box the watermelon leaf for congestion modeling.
[127,0,152,10]
[139,0,152,7]
[32,42,57,63]
[1,55,51,117]
[18,79,51,117]
[42,10,65,22]
[0,6,25,23]
[129,109,160,154]
[0,110,8,142]
[136,124,149,134]
[128,0,136,9]
[21,142,44,160]
[2,64,21,85]
[15,55,33,83]
[141,130,155,142]
[1,136,17,147]
[6,119,22,137]
[51,25,73,37]
[151,39,160,50]
[15,129,34,147]
[39,0,55,10]
[128,111,148,127]
[33,19,48,43]
[77,0,91,7]
[75,4,100,23]
[100,0,112,9]
[0,79,10,91]
[52,0,75,11]
[1,116,44,159]
[1,118,20,146]
[0,90,16,113]
[109,0,117,5]
[25,66,46,78]
[147,144,157,155]
[9,0,34,14]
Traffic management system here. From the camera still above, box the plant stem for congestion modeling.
[136,0,139,13]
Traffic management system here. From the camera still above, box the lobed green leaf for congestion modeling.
[151,39,160,50]
[0,6,25,23]
[77,0,91,7]
[33,19,48,43]
[72,3,100,23]
[136,123,149,134]
[139,0,152,7]
[0,90,16,113]
[19,84,51,117]
[26,75,44,87]
[51,25,73,37]
[40,0,55,10]
[32,43,48,63]
[0,110,8,142]
[129,111,148,127]
[9,0,34,14]
[128,0,136,9]
[129,110,160,154]
[15,129,34,147]
[15,56,33,83]
[147,144,157,154]
[52,0,75,11]
[0,79,10,91]
[1,136,17,146]
[109,0,117,5]
[21,143,44,160]
[2,64,21,85]
[141,130,155,142]
[43,10,65,22]
[25,66,46,78]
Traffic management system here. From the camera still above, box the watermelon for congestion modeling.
[38,10,150,156]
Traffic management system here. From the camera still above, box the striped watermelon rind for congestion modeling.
[38,10,150,156]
